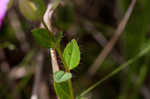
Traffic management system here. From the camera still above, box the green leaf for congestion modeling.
[19,0,45,21]
[63,39,80,70]
[32,28,56,48]
[56,32,63,44]
[54,81,71,99]
[54,70,72,83]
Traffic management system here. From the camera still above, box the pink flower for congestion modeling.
[0,0,10,27]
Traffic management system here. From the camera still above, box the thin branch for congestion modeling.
[50,48,59,73]
[42,2,60,73]
[83,22,150,99]
[83,21,124,64]
[56,45,74,98]
[31,52,44,99]
[39,81,50,99]
[42,2,74,99]
[80,43,150,96]
[31,2,60,99]
[88,0,136,75]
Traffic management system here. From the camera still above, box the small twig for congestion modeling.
[42,2,60,73]
[31,2,60,99]
[31,52,44,99]
[88,0,136,75]
[83,21,124,64]
[50,48,59,73]
[39,81,50,99]
[56,45,74,99]
[83,22,150,99]
[80,44,150,96]
[42,1,75,99]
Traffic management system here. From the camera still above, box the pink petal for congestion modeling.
[0,0,10,27]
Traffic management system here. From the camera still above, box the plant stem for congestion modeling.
[56,45,68,71]
[41,19,53,35]
[42,15,74,99]
[80,44,150,97]
[56,44,74,99]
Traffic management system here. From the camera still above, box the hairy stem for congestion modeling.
[56,45,74,99]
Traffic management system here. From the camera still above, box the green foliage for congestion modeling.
[19,0,45,21]
[3,0,150,98]
[32,28,63,48]
[32,28,56,48]
[54,70,72,83]
[63,39,80,70]
[54,81,71,99]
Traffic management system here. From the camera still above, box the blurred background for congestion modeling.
[0,0,150,99]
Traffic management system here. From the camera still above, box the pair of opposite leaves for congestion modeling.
[32,28,80,83]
